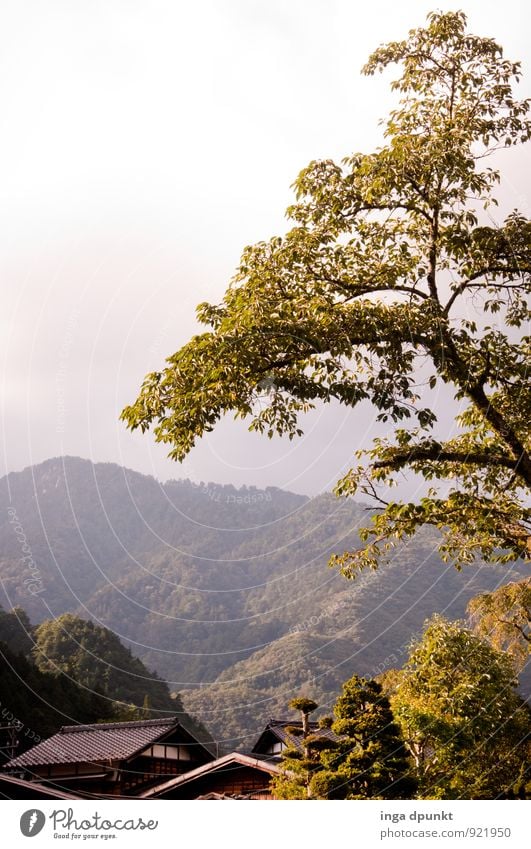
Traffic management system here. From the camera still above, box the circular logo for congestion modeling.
[20,809,46,837]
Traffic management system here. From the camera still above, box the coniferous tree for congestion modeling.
[314,676,416,799]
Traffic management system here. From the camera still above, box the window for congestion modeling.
[142,744,192,760]
[265,741,284,755]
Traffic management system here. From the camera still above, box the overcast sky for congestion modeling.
[1,0,530,495]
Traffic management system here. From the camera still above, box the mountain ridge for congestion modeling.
[1,455,526,746]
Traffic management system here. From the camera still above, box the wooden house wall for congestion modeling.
[160,765,275,800]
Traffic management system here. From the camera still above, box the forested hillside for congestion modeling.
[1,457,527,747]
[0,605,211,760]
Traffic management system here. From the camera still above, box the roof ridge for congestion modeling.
[60,717,179,734]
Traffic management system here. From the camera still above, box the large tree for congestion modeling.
[122,11,531,573]
[388,615,531,799]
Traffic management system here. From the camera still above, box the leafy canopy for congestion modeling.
[467,578,531,668]
[388,615,531,799]
[32,613,177,714]
[122,11,531,573]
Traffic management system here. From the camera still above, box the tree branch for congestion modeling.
[355,200,433,224]
[316,276,430,301]
[495,617,531,644]
[444,267,530,314]
[373,445,519,472]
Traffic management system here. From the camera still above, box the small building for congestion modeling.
[140,752,284,800]
[3,716,215,796]
[140,718,343,800]
[251,718,341,759]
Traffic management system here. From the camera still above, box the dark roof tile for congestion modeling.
[4,717,183,768]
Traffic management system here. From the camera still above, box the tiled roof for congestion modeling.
[252,718,342,755]
[0,773,81,799]
[140,752,283,798]
[4,717,183,768]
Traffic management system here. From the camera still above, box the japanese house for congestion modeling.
[3,716,215,796]
[251,718,341,759]
[2,716,343,799]
[140,752,284,800]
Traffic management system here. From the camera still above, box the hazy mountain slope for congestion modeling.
[181,550,528,747]
[83,495,366,685]
[0,456,308,622]
[183,630,362,751]
[0,456,526,747]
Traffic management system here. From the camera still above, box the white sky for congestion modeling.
[1,0,530,494]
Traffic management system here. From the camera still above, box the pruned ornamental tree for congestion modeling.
[274,681,416,799]
[271,697,334,799]
[122,12,531,573]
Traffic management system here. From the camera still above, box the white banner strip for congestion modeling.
[2,799,530,848]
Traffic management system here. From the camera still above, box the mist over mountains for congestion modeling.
[1,456,526,747]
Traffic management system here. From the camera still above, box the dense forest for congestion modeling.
[0,605,211,763]
[0,457,527,747]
